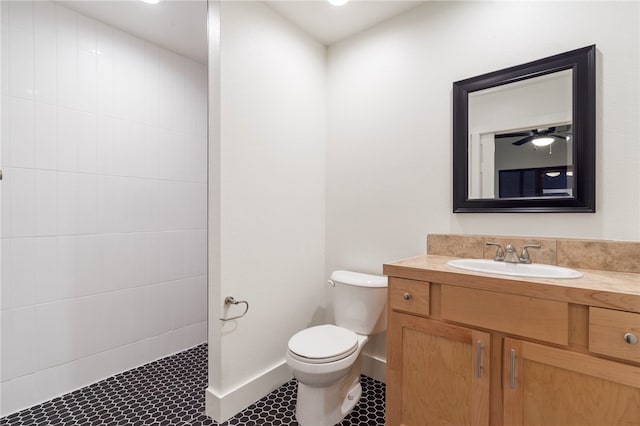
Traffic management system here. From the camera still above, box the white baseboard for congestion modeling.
[362,353,386,384]
[205,361,293,423]
[205,354,385,423]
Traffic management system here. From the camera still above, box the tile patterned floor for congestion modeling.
[1,344,385,426]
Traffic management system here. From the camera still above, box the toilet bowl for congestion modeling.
[286,271,387,426]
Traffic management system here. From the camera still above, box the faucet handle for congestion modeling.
[520,244,541,264]
[486,242,505,261]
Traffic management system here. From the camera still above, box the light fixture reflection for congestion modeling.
[328,0,348,5]
[141,0,160,4]
[545,171,561,178]
[531,137,554,147]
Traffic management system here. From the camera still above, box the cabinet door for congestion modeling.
[387,312,491,426]
[503,337,640,426]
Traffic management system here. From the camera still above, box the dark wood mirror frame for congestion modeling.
[453,45,596,213]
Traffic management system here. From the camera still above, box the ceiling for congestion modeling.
[58,0,426,65]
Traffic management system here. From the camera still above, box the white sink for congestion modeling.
[447,258,582,279]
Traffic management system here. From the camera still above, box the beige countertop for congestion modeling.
[384,254,640,313]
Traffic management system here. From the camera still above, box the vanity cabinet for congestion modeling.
[385,268,640,426]
[387,311,490,426]
[503,337,640,426]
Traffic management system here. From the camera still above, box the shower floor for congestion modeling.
[0,344,385,426]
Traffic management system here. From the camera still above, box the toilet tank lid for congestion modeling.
[330,270,388,288]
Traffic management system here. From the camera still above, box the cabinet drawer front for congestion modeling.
[441,286,569,345]
[389,278,430,316]
[589,307,640,363]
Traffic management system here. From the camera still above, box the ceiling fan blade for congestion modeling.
[512,136,534,146]
[496,132,530,139]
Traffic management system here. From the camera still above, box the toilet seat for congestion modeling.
[288,325,358,364]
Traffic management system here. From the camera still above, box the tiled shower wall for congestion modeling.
[0,1,207,416]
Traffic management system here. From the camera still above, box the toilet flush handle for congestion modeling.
[328,279,335,287]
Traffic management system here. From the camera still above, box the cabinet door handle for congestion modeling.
[476,341,482,378]
[509,349,516,389]
[403,292,411,300]
[624,332,638,344]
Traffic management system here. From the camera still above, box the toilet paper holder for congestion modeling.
[219,296,249,321]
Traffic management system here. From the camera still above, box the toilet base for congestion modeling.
[295,357,362,426]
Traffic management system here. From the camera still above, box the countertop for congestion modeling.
[383,255,640,313]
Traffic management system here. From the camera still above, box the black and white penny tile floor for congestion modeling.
[1,344,385,426]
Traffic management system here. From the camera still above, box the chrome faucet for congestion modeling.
[486,242,541,264]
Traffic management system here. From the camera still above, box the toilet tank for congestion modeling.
[330,270,388,335]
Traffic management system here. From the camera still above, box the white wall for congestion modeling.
[327,2,639,361]
[0,1,208,416]
[206,1,326,422]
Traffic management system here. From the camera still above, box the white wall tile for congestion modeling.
[1,2,10,97]
[1,166,11,233]
[113,118,131,176]
[145,231,184,284]
[57,172,78,235]
[77,111,97,173]
[9,1,34,31]
[96,115,115,175]
[33,366,60,406]
[1,96,11,167]
[164,181,185,231]
[57,107,78,172]
[1,1,208,414]
[0,237,35,310]
[55,5,77,109]
[143,43,160,127]
[77,173,97,234]
[0,373,35,417]
[9,9,34,99]
[183,182,207,230]
[34,1,57,105]
[9,97,34,168]
[184,132,207,183]
[113,30,131,121]
[78,49,97,113]
[183,230,207,278]
[96,22,114,117]
[35,169,57,236]
[34,102,57,170]
[181,321,207,349]
[1,307,36,381]
[184,276,207,326]
[34,237,58,304]
[10,168,35,237]
[167,130,185,181]
[56,236,78,300]
[129,122,145,178]
[143,126,161,179]
[128,38,146,124]
[77,235,100,295]
[34,302,64,370]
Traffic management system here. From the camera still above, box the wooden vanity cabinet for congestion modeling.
[503,337,640,426]
[385,276,640,426]
[387,312,490,426]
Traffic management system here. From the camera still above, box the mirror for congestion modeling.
[453,45,595,213]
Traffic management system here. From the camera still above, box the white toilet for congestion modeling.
[286,270,388,426]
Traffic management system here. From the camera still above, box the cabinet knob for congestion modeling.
[623,332,638,345]
[403,292,411,301]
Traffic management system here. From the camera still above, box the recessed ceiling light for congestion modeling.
[141,0,160,4]
[328,0,348,6]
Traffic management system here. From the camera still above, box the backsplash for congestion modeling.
[427,234,640,274]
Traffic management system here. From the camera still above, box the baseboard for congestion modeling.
[362,353,386,384]
[205,361,292,423]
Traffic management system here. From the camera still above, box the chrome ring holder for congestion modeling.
[219,296,249,321]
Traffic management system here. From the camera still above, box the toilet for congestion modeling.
[286,270,388,426]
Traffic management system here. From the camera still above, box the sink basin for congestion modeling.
[447,258,583,279]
